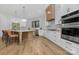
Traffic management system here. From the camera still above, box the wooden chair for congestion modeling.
[7,31,19,44]
[2,30,12,47]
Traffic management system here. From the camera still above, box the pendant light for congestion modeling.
[21,6,27,22]
[13,10,19,23]
[47,11,51,14]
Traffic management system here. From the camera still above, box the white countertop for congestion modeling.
[2,29,34,32]
[9,30,34,32]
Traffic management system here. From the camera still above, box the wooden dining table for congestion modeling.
[3,29,34,44]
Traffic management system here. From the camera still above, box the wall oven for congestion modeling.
[61,10,79,44]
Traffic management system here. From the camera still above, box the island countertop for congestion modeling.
[3,29,34,32]
[8,29,34,32]
[2,29,34,44]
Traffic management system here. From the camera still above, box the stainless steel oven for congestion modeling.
[61,10,79,44]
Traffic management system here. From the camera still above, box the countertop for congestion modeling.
[3,29,34,32]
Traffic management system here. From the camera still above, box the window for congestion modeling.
[32,21,39,28]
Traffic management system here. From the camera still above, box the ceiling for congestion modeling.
[0,4,48,19]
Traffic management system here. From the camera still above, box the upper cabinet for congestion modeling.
[61,4,79,16]
[46,4,55,21]
[55,4,79,25]
[55,4,62,24]
[67,4,79,13]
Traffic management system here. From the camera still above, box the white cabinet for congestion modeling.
[68,4,79,13]
[55,4,62,24]
[61,4,79,16]
[61,4,68,16]
[55,4,79,24]
[43,30,57,42]
[60,38,79,54]
[39,30,44,36]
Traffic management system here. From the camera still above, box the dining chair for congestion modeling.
[7,31,19,44]
[2,30,12,47]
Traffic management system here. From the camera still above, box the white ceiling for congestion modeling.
[0,4,48,19]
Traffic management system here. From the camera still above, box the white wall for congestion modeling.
[0,14,12,37]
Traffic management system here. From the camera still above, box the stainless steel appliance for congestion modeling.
[61,10,79,44]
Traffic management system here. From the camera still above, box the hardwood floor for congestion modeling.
[0,36,70,55]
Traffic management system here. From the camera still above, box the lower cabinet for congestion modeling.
[39,30,44,36]
[60,39,79,55]
[43,30,79,55]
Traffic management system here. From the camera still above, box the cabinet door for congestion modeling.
[55,4,62,24]
[69,4,79,12]
[61,4,79,15]
[61,4,69,16]
[39,30,44,36]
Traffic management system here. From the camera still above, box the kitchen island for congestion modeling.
[3,29,34,44]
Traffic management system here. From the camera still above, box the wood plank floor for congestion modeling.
[0,36,71,55]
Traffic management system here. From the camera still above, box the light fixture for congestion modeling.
[22,6,27,22]
[22,19,27,22]
[48,11,51,14]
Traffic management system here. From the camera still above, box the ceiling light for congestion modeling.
[22,19,27,22]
